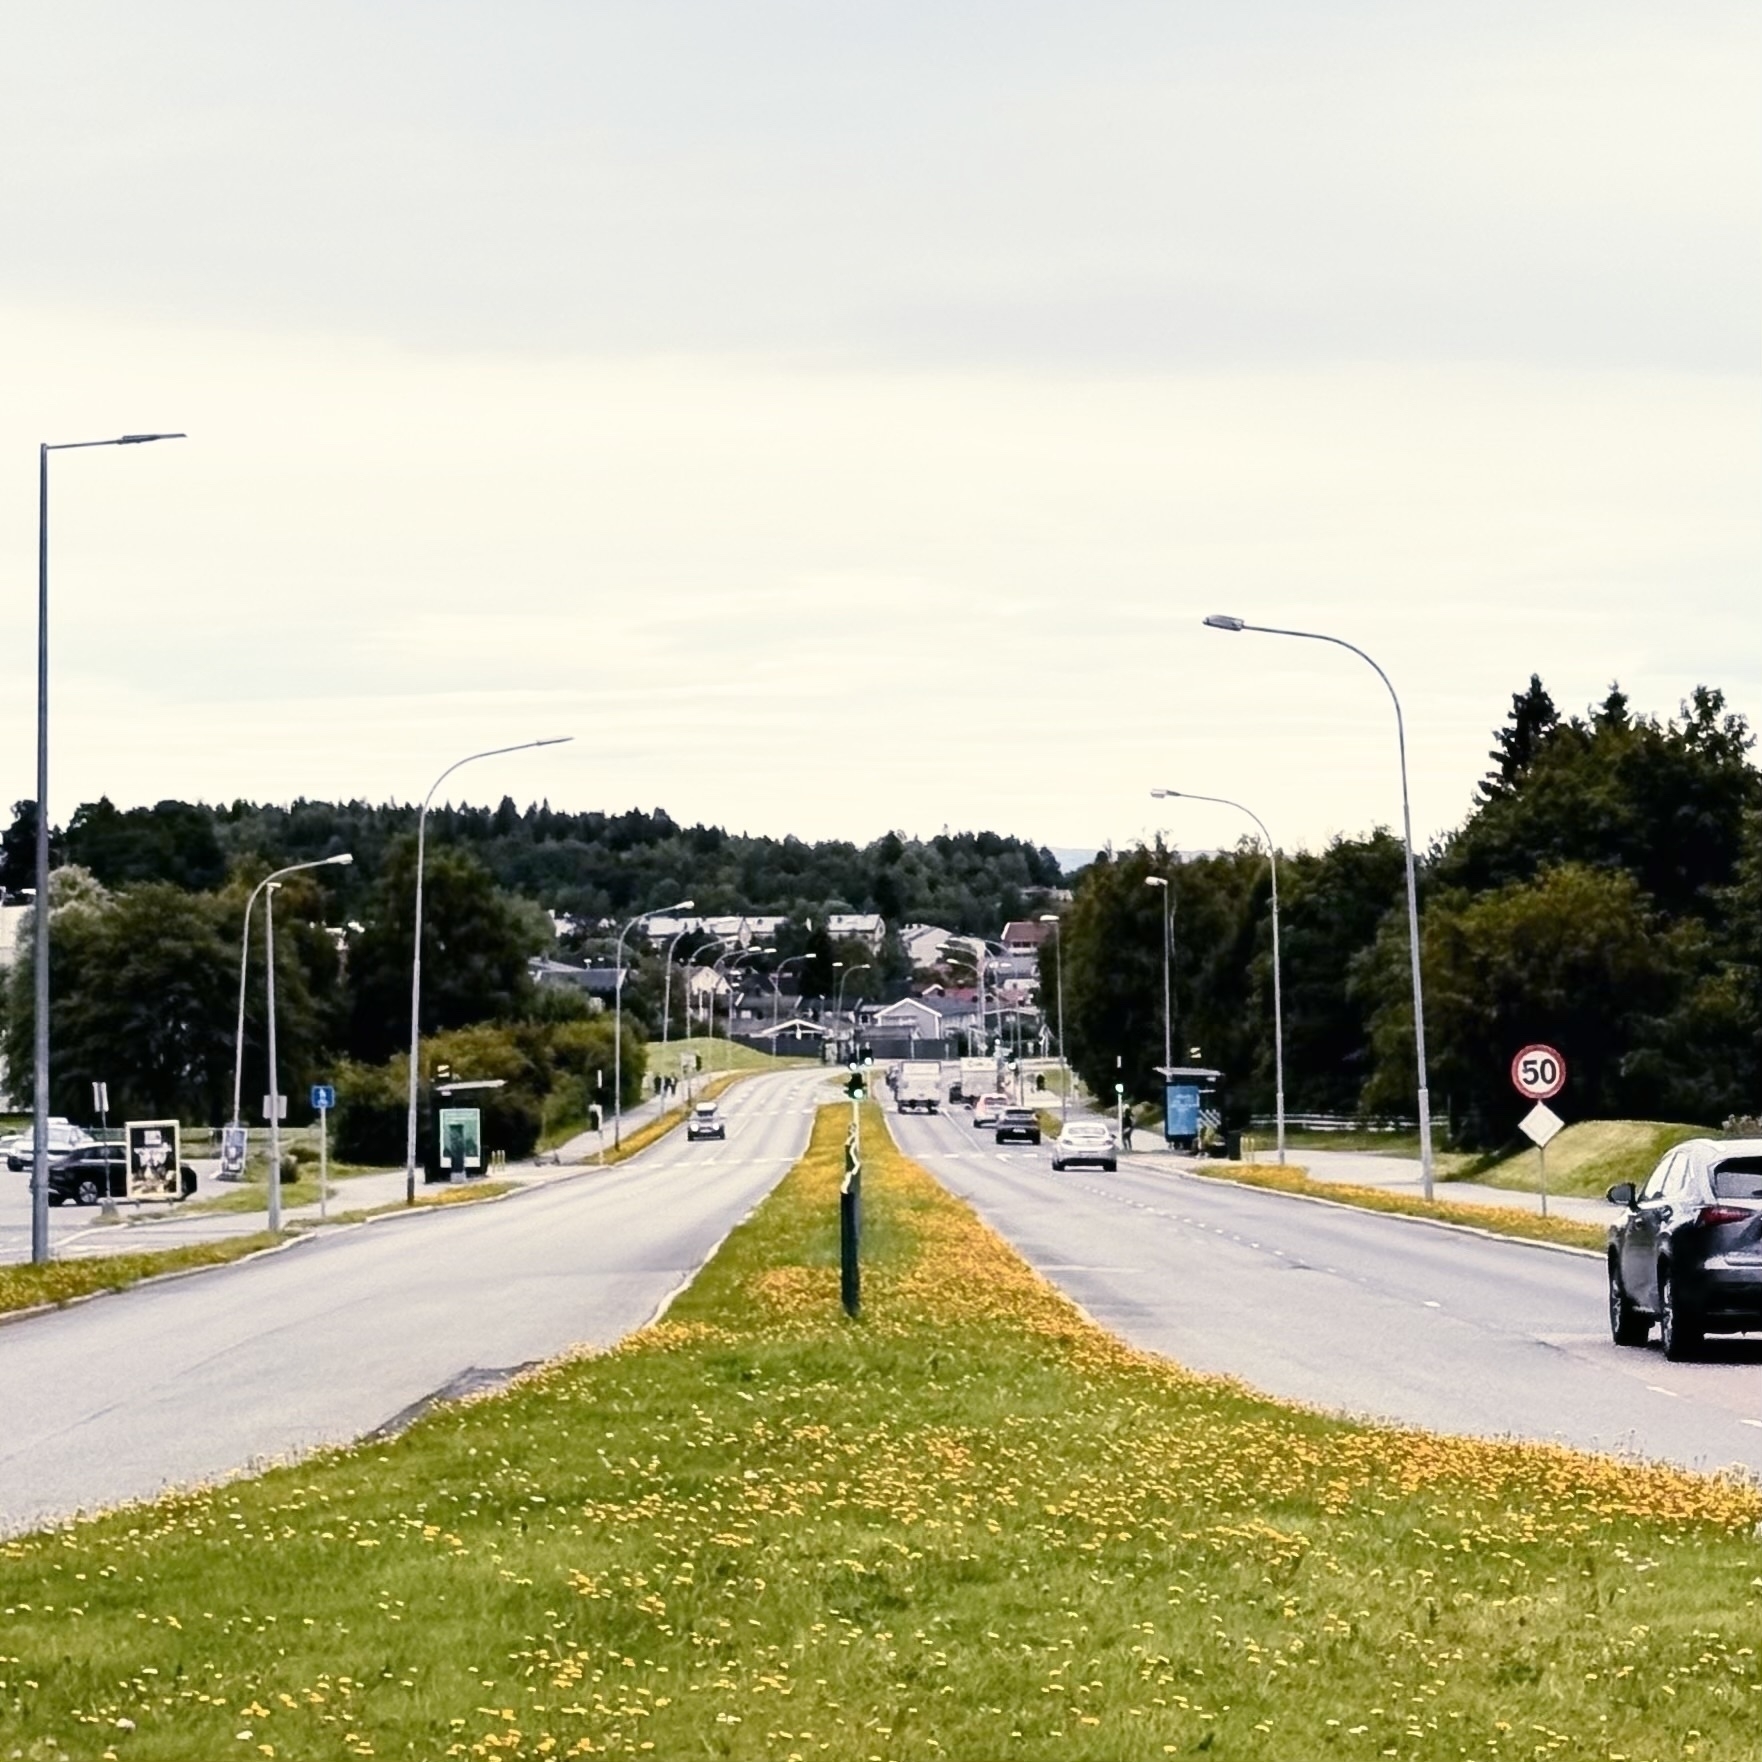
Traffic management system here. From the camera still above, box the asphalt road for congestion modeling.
[890,1104,1762,1479]
[0,1068,832,1536]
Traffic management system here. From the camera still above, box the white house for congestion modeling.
[828,912,886,951]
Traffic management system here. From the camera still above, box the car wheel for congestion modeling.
[1658,1265,1702,1362]
[1029,1133,1041,1145]
[1103,1159,1116,1173]
[1608,1261,1649,1346]
[75,1177,101,1207]
[47,1191,65,1207]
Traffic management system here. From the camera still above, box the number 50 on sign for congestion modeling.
[1510,1044,1566,1101]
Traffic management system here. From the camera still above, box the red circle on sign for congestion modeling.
[1510,1044,1566,1101]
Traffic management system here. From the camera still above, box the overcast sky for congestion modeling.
[2,1,1756,867]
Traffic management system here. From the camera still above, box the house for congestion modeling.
[900,923,956,969]
[529,958,625,1004]
[1001,919,1055,955]
[827,912,886,951]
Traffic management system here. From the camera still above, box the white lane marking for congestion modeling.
[1645,1385,1681,1399]
[1741,1419,1762,1430]
[1423,1300,1441,1309]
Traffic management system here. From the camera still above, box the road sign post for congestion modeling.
[1511,1045,1568,1216]
[841,1104,862,1319]
[311,1084,335,1221]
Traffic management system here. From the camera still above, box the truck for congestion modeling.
[953,1057,1000,1105]
[896,1061,943,1113]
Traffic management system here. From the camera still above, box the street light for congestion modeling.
[769,954,809,1029]
[1038,914,1067,1122]
[613,899,694,1147]
[1203,613,1435,1196]
[834,961,871,1060]
[1153,786,1285,1163]
[31,430,185,1264]
[231,854,354,1218]
[1144,875,1173,1082]
[405,737,572,1202]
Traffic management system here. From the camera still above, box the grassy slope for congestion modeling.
[2,1106,1759,1759]
[647,1036,820,1081]
[1461,1119,1704,1201]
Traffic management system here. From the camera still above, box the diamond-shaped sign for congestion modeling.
[1519,1102,1564,1148]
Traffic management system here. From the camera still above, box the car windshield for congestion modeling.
[1711,1157,1762,1200]
[694,1105,717,1117]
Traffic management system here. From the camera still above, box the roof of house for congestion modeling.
[1001,920,1054,945]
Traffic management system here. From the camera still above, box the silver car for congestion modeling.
[1051,1121,1117,1172]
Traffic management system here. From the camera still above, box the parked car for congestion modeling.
[44,1144,198,1207]
[1051,1121,1118,1173]
[1606,1138,1762,1359]
[686,1102,726,1142]
[994,1107,1042,1146]
[7,1118,98,1172]
[971,1092,1009,1128]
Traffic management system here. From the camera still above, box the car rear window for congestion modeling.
[1711,1157,1762,1200]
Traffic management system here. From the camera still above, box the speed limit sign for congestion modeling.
[1511,1044,1566,1101]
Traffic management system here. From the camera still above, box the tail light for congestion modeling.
[1696,1205,1751,1227]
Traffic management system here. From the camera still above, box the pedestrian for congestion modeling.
[1120,1111,1135,1152]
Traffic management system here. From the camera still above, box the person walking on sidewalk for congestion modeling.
[1120,1111,1135,1153]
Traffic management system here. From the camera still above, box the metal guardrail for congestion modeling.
[1250,1112,1446,1133]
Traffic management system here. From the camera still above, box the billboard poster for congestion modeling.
[219,1123,248,1179]
[1164,1084,1200,1142]
[125,1120,182,1201]
[437,1106,483,1175]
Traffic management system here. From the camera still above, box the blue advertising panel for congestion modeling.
[1165,1083,1200,1139]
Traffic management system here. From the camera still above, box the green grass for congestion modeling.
[182,1163,385,1216]
[646,1035,820,1081]
[1188,1159,1608,1252]
[0,1233,286,1317]
[1458,1118,1704,1201]
[3,1105,1760,1758]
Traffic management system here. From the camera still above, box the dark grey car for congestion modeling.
[1606,1138,1762,1359]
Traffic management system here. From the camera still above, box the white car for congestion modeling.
[1051,1121,1117,1172]
[686,1102,726,1142]
[971,1092,1010,1128]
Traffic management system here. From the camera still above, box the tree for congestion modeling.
[1440,684,1762,920]
[1477,674,1558,802]
[1355,865,1680,1144]
[345,839,551,1061]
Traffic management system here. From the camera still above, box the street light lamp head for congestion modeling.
[1038,912,1059,923]
[1149,787,1183,800]
[1202,614,1245,631]
[117,432,187,445]
[325,853,355,867]
[1144,876,1168,889]
[533,736,573,748]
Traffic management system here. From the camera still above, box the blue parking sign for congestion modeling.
[311,1084,336,1111]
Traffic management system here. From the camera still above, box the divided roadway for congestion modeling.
[0,1067,832,1537]
[888,1102,1762,1479]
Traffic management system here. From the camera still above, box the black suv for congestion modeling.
[1606,1138,1762,1359]
[44,1145,198,1208]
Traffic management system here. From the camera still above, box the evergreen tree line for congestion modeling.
[1044,681,1762,1146]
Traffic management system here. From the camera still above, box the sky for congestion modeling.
[2,1,1756,868]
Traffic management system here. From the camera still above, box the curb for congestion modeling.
[1173,1166,1603,1260]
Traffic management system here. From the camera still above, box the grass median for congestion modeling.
[1186,1159,1609,1252]
[2,1104,1758,1758]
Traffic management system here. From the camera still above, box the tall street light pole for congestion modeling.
[614,899,694,1147]
[1204,613,1434,1197]
[405,737,572,1203]
[232,854,353,1180]
[1144,875,1173,1080]
[1038,914,1067,1122]
[834,961,871,1061]
[659,926,692,1054]
[263,883,286,1233]
[1153,786,1286,1164]
[32,431,185,1264]
[769,954,809,1030]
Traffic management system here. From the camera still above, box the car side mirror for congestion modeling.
[1606,1182,1636,1208]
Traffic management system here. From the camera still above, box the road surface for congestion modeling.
[890,1103,1762,1478]
[0,1068,831,1536]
